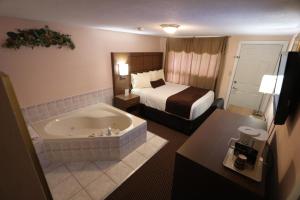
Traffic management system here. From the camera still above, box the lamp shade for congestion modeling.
[259,75,277,94]
[118,63,129,76]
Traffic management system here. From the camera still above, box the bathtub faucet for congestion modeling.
[107,127,112,136]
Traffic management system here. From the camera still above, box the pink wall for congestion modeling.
[0,17,162,107]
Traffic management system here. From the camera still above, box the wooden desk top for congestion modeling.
[177,109,267,197]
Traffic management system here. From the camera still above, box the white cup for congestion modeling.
[124,89,129,96]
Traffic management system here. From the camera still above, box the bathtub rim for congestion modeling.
[31,103,146,140]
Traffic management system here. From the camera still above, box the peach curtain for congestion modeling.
[165,37,228,92]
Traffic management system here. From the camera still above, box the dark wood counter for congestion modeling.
[172,109,267,199]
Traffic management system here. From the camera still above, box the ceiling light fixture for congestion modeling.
[160,24,180,34]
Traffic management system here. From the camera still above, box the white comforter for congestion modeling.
[131,82,214,120]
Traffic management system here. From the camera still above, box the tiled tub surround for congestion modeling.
[43,132,168,200]
[32,103,147,162]
[29,126,50,168]
[22,88,113,124]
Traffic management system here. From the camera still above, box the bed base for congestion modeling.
[140,98,224,135]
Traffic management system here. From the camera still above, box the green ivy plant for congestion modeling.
[2,26,75,50]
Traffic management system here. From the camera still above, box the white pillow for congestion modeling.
[131,73,137,87]
[148,71,157,81]
[137,72,151,80]
[131,73,151,89]
[154,69,165,81]
[142,69,165,81]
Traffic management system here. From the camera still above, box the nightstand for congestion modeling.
[114,94,140,113]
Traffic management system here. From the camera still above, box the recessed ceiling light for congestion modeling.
[160,24,180,34]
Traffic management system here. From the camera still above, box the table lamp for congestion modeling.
[253,75,277,116]
[118,63,129,96]
[118,63,129,78]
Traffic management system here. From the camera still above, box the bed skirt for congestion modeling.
[140,98,224,135]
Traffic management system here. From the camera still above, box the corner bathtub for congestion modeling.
[32,103,147,162]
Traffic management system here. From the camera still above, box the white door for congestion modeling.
[228,42,287,110]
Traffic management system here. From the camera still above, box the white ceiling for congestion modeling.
[0,0,299,36]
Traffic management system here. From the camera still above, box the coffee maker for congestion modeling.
[229,126,268,166]
[223,126,268,182]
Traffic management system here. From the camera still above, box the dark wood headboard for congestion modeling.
[111,52,163,96]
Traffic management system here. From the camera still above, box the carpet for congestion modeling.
[106,120,188,200]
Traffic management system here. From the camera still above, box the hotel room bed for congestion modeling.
[111,52,224,135]
[139,95,224,135]
[131,82,215,120]
[132,81,223,135]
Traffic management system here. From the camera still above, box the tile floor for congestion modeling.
[43,131,167,200]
